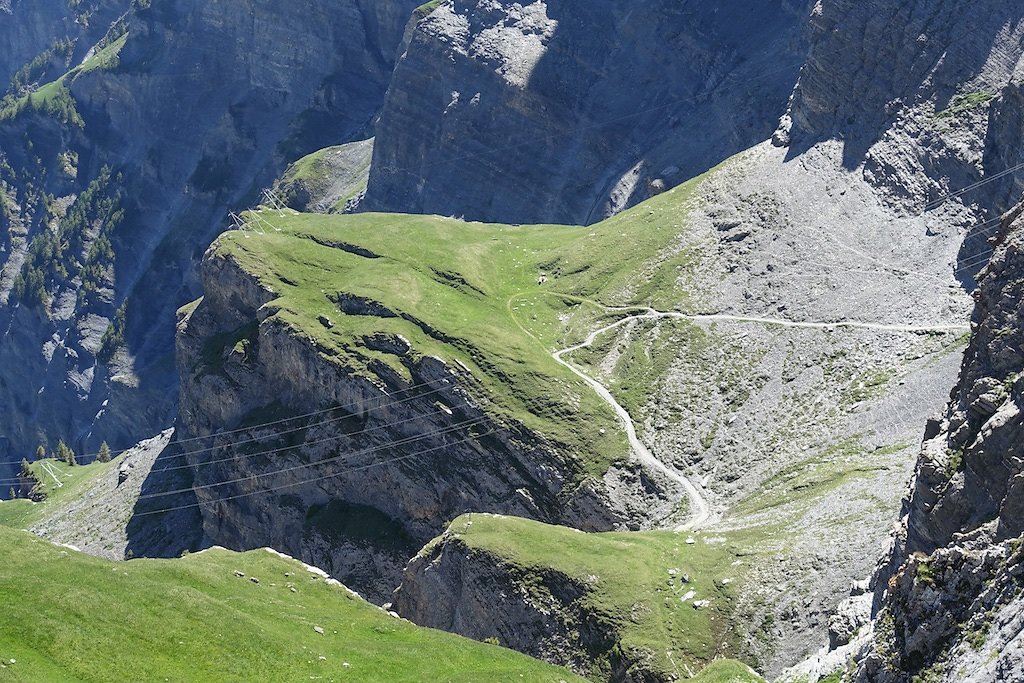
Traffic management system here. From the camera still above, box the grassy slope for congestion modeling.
[434,514,764,680]
[690,659,765,682]
[217,174,712,478]
[276,143,372,212]
[0,33,127,122]
[0,459,115,529]
[0,526,586,683]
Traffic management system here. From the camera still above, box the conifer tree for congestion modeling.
[9,487,16,499]
[56,439,77,466]
[97,441,112,463]
[35,444,45,461]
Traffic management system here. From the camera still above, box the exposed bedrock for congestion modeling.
[0,0,419,478]
[169,243,637,602]
[363,0,810,225]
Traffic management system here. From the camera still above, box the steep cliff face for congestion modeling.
[170,224,638,601]
[781,0,1024,219]
[844,205,1024,683]
[396,535,609,676]
[0,0,418,478]
[363,0,809,225]
[904,205,1024,556]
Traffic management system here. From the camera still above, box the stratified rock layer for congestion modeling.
[364,0,808,224]
[171,241,630,602]
[0,0,418,476]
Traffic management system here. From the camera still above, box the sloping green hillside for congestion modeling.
[0,459,117,530]
[411,514,762,681]
[213,172,715,478]
[0,526,586,682]
[689,659,765,683]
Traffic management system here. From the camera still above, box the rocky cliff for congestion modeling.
[394,514,741,683]
[168,220,642,601]
[781,0,1024,229]
[839,203,1024,682]
[363,0,809,225]
[0,0,419,479]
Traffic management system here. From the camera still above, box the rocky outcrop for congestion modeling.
[167,239,630,602]
[903,209,1024,556]
[395,528,624,680]
[363,0,809,225]
[393,514,712,683]
[0,0,419,480]
[781,0,1024,217]
[26,430,203,561]
[273,139,374,213]
[803,205,1024,682]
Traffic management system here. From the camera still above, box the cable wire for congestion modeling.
[132,429,497,518]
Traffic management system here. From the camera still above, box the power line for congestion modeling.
[0,377,459,466]
[133,428,497,518]
[925,160,1024,211]
[116,385,455,468]
[150,402,472,475]
[137,415,491,502]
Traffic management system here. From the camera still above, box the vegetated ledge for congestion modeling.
[169,171,715,628]
[173,196,722,598]
[394,513,760,683]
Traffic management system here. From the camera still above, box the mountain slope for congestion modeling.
[164,173,721,600]
[0,526,586,682]
[363,0,809,224]
[0,0,419,480]
[163,147,972,675]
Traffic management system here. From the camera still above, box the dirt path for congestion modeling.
[542,298,969,531]
[553,316,713,530]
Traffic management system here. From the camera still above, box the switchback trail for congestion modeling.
[553,319,713,531]
[527,293,971,532]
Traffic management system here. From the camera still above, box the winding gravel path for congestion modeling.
[550,305,969,531]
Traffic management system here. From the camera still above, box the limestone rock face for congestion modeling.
[394,531,619,679]
[0,0,418,478]
[170,243,631,602]
[904,209,1024,555]
[836,207,1024,682]
[783,0,1024,216]
[363,0,809,225]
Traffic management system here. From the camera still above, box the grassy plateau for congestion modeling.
[212,171,712,480]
